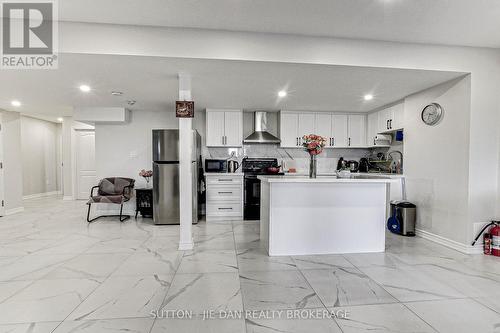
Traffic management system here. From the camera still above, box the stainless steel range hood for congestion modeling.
[244,111,281,144]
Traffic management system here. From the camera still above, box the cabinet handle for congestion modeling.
[218,179,232,182]
[332,138,335,146]
[296,137,298,146]
[348,138,351,146]
[386,120,389,130]
[218,191,233,194]
[218,207,233,210]
[389,120,392,129]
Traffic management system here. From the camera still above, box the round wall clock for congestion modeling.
[421,103,443,126]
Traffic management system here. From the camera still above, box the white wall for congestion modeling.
[94,110,180,213]
[20,116,61,197]
[404,76,471,244]
[1,111,23,213]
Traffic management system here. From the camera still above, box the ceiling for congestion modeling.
[0,54,464,121]
[57,0,500,48]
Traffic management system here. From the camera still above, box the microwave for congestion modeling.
[205,159,227,173]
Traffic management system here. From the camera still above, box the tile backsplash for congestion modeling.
[204,144,377,174]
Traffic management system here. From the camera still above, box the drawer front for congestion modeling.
[206,185,242,202]
[205,176,243,185]
[206,202,242,216]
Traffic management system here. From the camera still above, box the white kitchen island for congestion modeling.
[258,175,392,256]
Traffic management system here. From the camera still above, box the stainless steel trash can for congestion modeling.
[389,201,416,236]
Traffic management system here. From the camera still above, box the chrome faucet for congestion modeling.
[388,150,403,174]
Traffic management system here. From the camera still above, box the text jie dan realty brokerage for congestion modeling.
[151,309,351,320]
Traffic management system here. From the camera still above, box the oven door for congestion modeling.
[244,175,261,220]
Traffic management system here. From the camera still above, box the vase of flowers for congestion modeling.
[302,134,327,178]
[139,169,153,188]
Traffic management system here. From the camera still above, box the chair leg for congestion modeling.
[86,203,100,223]
[119,204,130,222]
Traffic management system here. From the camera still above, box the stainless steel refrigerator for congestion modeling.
[152,129,201,225]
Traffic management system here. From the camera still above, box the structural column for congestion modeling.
[178,73,194,250]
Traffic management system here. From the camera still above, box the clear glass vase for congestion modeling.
[309,154,317,178]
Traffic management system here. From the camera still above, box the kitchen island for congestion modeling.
[257,175,392,256]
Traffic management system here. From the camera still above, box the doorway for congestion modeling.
[75,130,96,200]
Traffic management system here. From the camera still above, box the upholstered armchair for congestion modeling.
[87,177,135,223]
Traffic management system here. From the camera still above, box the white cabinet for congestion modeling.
[280,111,366,148]
[332,114,349,147]
[280,112,300,147]
[347,114,366,147]
[367,112,379,147]
[279,112,315,148]
[205,174,243,221]
[206,109,243,147]
[315,113,333,147]
[378,102,404,132]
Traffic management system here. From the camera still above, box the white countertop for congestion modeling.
[258,175,393,183]
[283,172,405,178]
[204,172,244,176]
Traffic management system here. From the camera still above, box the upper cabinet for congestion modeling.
[279,111,365,148]
[378,102,404,133]
[206,109,243,147]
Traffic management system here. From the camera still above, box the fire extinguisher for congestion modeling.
[472,221,500,256]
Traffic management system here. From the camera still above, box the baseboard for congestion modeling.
[23,191,62,200]
[5,207,25,215]
[62,196,74,201]
[415,228,483,255]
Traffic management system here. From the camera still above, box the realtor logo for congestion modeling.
[1,0,58,69]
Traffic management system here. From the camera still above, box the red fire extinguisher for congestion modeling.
[491,224,500,257]
[472,221,500,257]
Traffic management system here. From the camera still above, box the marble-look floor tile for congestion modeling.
[302,268,397,307]
[293,255,354,270]
[237,248,297,272]
[0,280,33,303]
[405,298,500,333]
[359,264,466,302]
[111,251,182,276]
[0,321,61,333]
[0,254,76,281]
[194,232,235,250]
[85,237,146,254]
[177,249,238,273]
[68,274,172,321]
[151,318,246,333]
[194,222,233,236]
[140,236,181,254]
[334,303,435,333]
[52,318,155,333]
[161,272,243,314]
[41,253,130,280]
[240,270,323,311]
[0,278,100,324]
[246,318,342,333]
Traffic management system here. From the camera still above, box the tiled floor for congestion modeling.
[1,196,500,332]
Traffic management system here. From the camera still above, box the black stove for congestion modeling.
[242,158,282,220]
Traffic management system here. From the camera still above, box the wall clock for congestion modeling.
[421,103,443,126]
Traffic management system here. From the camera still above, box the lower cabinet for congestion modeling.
[205,174,243,221]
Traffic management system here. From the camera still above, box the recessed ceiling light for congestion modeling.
[111,91,123,96]
[278,90,287,98]
[79,85,91,92]
[364,94,374,101]
[11,100,21,107]
[57,117,63,122]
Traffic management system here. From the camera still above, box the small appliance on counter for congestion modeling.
[205,159,227,173]
[359,158,369,173]
[337,157,347,170]
[227,160,240,173]
[347,160,359,173]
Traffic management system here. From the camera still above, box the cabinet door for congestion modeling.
[332,115,349,147]
[280,112,299,147]
[224,111,243,147]
[315,113,333,147]
[378,107,394,132]
[348,114,366,147]
[391,103,404,130]
[367,112,379,147]
[206,110,226,147]
[297,113,316,145]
